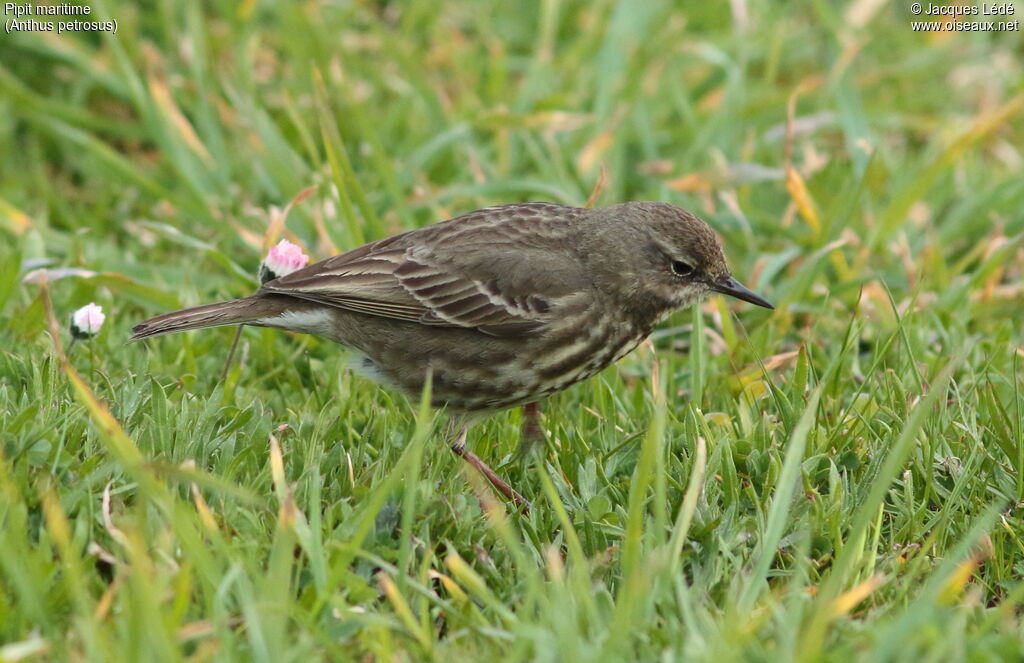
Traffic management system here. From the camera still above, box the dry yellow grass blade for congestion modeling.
[731,350,800,389]
[584,164,608,209]
[939,558,979,604]
[665,171,715,194]
[262,184,319,255]
[427,569,469,603]
[228,220,265,251]
[831,573,886,618]
[379,572,433,652]
[269,435,287,498]
[785,82,825,235]
[41,487,73,553]
[979,229,1010,303]
[93,571,126,621]
[544,543,566,582]
[844,0,888,28]
[786,164,822,235]
[148,74,214,166]
[0,196,34,234]
[948,93,1024,163]
[445,551,492,601]
[268,434,305,529]
[190,481,220,534]
[576,131,614,174]
[529,111,591,133]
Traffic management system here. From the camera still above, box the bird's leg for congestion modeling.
[520,402,544,450]
[219,326,244,382]
[447,419,531,514]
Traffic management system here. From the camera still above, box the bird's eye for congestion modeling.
[671,260,694,277]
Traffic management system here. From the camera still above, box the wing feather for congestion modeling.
[259,203,587,337]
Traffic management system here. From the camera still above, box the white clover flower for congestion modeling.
[259,239,310,284]
[71,302,105,339]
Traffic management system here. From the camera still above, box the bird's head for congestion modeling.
[588,202,773,318]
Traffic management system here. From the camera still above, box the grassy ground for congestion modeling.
[2,1,1023,660]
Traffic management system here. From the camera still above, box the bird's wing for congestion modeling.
[260,207,585,337]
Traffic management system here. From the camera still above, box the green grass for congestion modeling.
[2,1,1024,660]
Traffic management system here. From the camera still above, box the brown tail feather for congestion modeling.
[130,295,290,341]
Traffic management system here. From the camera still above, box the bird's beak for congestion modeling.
[710,275,774,309]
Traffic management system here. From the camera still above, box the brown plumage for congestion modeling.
[133,201,772,509]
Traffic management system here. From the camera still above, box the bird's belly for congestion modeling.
[354,351,541,412]
[443,327,649,411]
[340,313,650,413]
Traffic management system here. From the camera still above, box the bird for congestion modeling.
[132,201,773,511]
